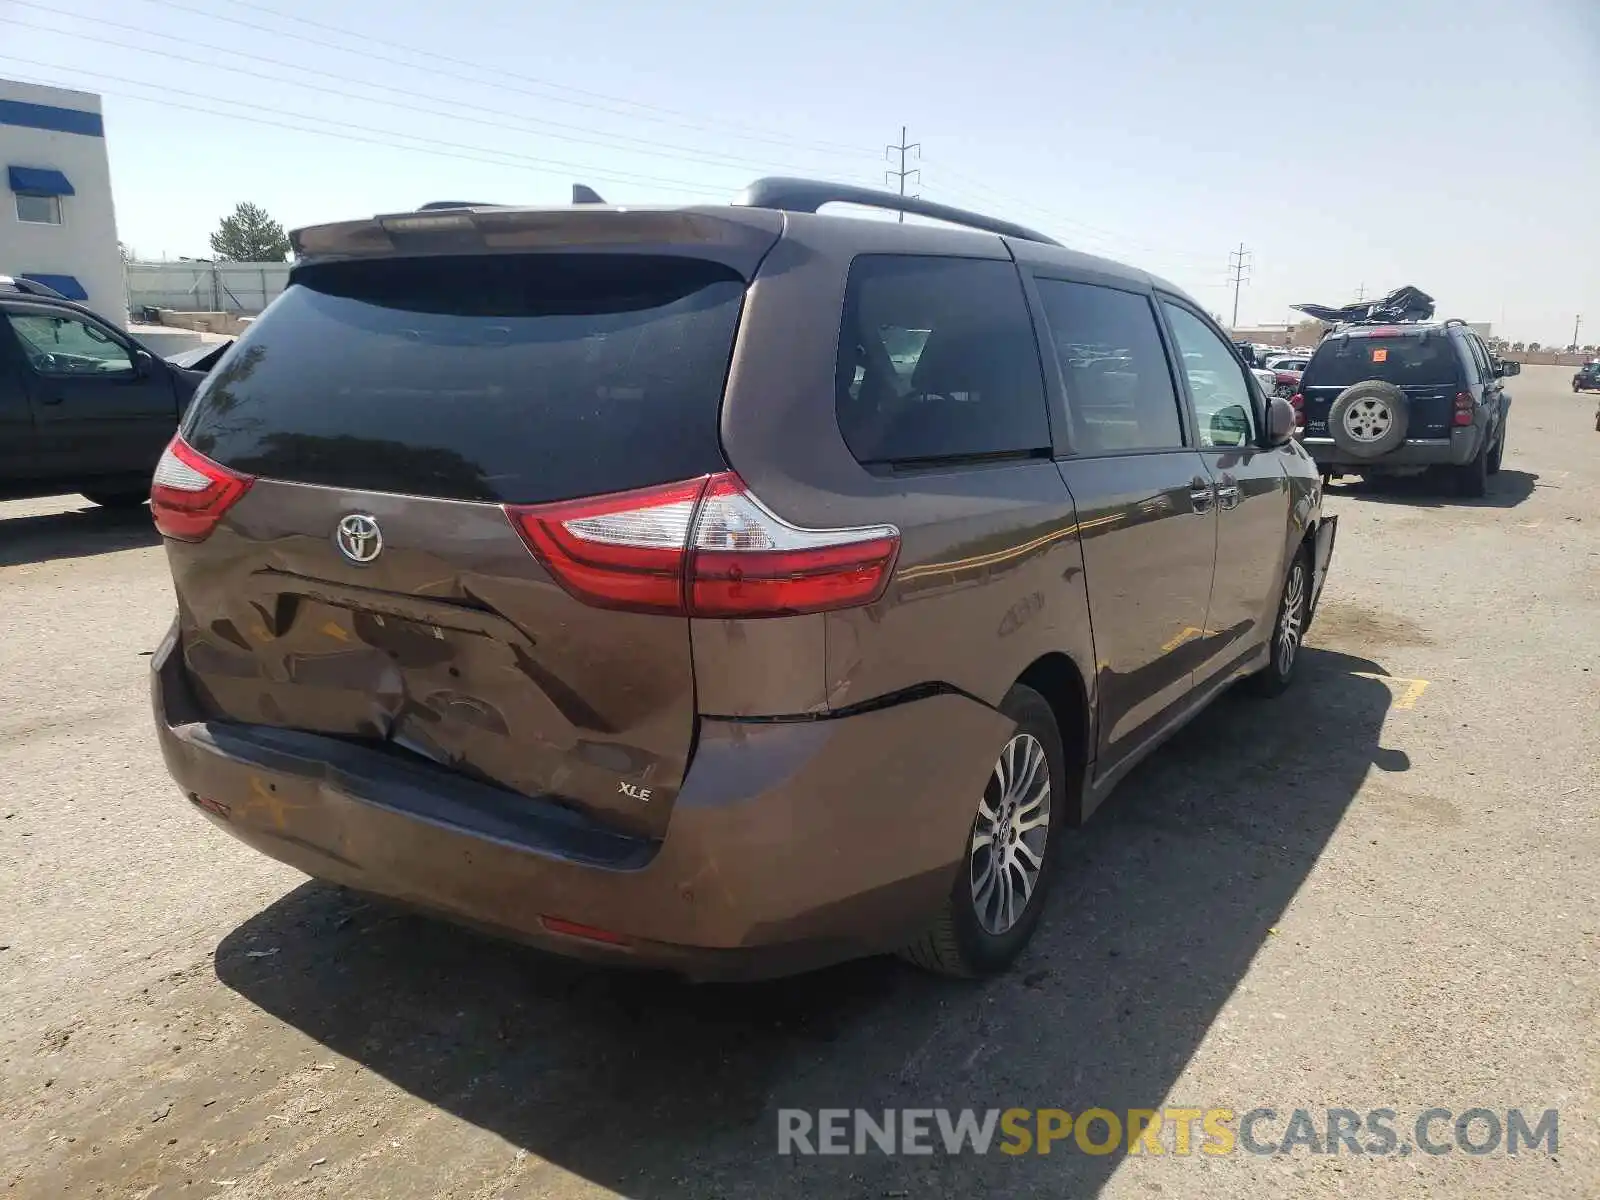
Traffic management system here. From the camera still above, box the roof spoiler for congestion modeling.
[416,184,607,212]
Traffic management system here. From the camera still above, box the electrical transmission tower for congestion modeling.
[1227,243,1252,329]
[885,126,920,223]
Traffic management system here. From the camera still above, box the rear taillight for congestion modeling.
[506,472,900,618]
[150,435,254,541]
[1453,392,1475,426]
[1289,393,1305,428]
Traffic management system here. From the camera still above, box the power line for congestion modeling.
[885,126,920,223]
[4,7,870,180]
[922,161,1224,266]
[129,0,878,159]
[0,62,736,199]
[1227,243,1252,328]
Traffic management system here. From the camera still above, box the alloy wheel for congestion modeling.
[1342,397,1393,443]
[969,734,1052,936]
[1277,560,1307,676]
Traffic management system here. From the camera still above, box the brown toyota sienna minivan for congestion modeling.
[150,179,1337,980]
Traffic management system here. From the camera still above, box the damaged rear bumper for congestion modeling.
[151,621,1012,980]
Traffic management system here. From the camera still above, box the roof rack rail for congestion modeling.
[733,177,1062,247]
[417,201,499,211]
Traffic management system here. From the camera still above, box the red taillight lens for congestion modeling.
[507,477,709,613]
[539,916,631,946]
[1453,392,1474,426]
[1289,393,1305,428]
[150,436,254,541]
[687,473,899,617]
[506,472,900,618]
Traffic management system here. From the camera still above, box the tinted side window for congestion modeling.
[1034,280,1184,453]
[1463,334,1492,383]
[7,311,134,377]
[835,256,1049,465]
[1161,302,1258,448]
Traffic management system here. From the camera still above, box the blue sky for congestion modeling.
[5,0,1596,342]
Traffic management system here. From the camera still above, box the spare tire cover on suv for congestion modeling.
[1329,380,1409,458]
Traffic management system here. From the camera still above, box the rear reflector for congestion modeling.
[539,916,630,945]
[150,435,254,541]
[507,471,899,618]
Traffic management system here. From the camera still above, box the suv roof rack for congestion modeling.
[733,177,1062,247]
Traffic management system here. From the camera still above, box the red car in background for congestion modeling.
[1267,354,1311,398]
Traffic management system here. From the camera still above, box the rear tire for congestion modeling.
[899,684,1065,979]
[1453,438,1489,498]
[1247,548,1310,697]
[83,490,150,509]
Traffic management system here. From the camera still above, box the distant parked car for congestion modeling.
[1264,355,1310,398]
[1572,362,1600,392]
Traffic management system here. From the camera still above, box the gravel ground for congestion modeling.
[1,366,1595,1199]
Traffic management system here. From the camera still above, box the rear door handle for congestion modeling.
[1215,484,1242,509]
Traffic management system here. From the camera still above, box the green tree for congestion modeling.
[208,202,290,262]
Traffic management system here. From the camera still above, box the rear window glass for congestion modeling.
[182,255,744,504]
[1303,334,1462,388]
[835,256,1049,466]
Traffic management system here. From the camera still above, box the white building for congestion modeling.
[1,78,125,326]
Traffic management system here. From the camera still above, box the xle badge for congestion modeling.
[618,782,653,802]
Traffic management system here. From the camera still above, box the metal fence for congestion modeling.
[125,260,290,316]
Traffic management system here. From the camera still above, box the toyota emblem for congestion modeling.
[335,513,383,565]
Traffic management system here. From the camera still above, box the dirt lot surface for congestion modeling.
[2,366,1596,1199]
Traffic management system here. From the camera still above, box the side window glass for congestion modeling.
[8,313,134,377]
[1161,302,1258,449]
[835,256,1049,466]
[1466,335,1492,383]
[1033,280,1184,453]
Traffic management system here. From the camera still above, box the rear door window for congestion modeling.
[1303,334,1463,389]
[835,256,1049,466]
[182,254,745,504]
[1033,279,1185,453]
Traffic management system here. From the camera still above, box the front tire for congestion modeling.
[1248,548,1310,697]
[1487,426,1504,475]
[82,490,150,509]
[1453,437,1489,498]
[900,684,1065,978]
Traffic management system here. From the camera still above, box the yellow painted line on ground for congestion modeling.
[1392,678,1430,710]
[1160,625,1205,653]
[1352,672,1431,710]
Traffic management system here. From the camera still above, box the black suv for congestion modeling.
[0,276,220,507]
[1295,319,1519,497]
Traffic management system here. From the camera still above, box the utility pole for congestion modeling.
[1226,243,1252,329]
[1355,282,1367,302]
[1573,313,1582,349]
[885,126,920,223]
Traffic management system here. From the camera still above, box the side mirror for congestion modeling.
[1497,359,1521,378]
[133,349,154,377]
[1265,396,1296,445]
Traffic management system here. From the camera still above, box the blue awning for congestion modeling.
[7,166,75,197]
[19,274,88,301]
